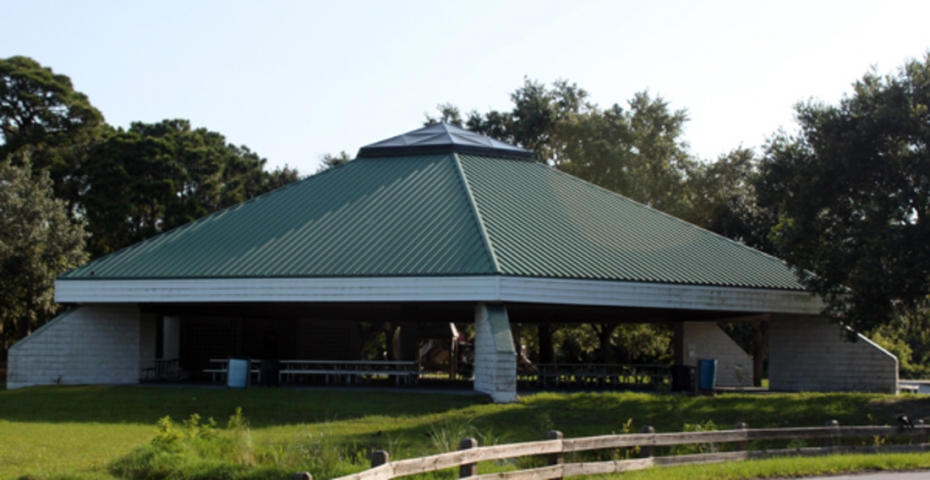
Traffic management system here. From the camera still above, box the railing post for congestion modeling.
[291,473,312,480]
[639,426,656,458]
[733,422,749,452]
[825,419,839,448]
[546,430,564,472]
[371,449,390,469]
[459,437,478,478]
[915,419,926,445]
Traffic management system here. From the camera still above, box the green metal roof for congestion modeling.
[62,127,804,290]
[459,155,802,289]
[64,154,496,279]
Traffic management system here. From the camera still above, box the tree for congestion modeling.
[0,157,87,350]
[558,93,695,217]
[80,120,300,257]
[437,80,696,218]
[758,54,930,334]
[0,56,105,207]
[316,151,352,173]
[424,103,464,127]
[464,78,590,166]
[687,148,775,253]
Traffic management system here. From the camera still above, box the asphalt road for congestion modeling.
[806,472,930,479]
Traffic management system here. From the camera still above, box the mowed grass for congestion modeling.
[2,385,930,479]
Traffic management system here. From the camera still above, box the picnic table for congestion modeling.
[141,358,186,381]
[279,360,418,385]
[529,363,671,389]
[204,359,419,386]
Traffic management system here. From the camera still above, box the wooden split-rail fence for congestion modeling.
[289,419,929,480]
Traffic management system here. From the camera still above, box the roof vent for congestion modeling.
[356,122,534,160]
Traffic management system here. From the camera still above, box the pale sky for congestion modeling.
[3,1,929,175]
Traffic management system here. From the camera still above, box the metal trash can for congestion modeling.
[227,358,250,388]
[698,358,717,391]
[260,359,280,387]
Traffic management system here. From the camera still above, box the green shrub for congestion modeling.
[110,408,273,480]
[669,420,719,455]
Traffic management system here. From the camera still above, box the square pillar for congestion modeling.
[163,316,180,360]
[473,303,517,403]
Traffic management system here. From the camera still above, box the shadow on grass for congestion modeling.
[2,385,927,436]
[0,385,488,426]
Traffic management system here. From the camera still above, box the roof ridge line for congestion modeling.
[451,153,502,274]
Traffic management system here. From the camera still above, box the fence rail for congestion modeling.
[295,420,928,480]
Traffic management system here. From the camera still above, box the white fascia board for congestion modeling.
[498,277,822,315]
[55,276,500,304]
[55,276,822,315]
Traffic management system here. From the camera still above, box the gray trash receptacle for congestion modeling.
[227,358,250,388]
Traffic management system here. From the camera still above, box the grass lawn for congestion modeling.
[1,384,930,479]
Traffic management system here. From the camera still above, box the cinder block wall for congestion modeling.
[682,322,753,387]
[7,304,141,389]
[769,315,898,393]
[473,303,517,403]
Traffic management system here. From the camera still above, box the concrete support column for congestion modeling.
[473,303,517,403]
[163,316,180,360]
[139,313,157,370]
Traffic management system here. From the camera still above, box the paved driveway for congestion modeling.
[806,472,930,479]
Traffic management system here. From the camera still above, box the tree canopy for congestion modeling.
[0,158,88,349]
[0,56,106,205]
[0,56,300,260]
[0,56,301,349]
[430,78,698,218]
[758,54,930,334]
[81,120,299,257]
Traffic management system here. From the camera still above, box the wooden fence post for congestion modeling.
[733,422,749,452]
[546,429,564,479]
[291,473,312,480]
[639,426,656,458]
[459,437,478,478]
[915,419,926,445]
[371,449,390,469]
[825,419,839,448]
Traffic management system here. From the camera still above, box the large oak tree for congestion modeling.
[0,158,87,348]
[758,54,930,335]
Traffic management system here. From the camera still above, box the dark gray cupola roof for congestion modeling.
[357,122,534,159]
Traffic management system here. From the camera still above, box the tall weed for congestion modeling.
[110,408,265,480]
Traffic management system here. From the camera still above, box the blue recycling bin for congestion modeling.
[698,358,717,391]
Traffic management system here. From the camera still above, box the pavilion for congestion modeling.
[7,123,898,399]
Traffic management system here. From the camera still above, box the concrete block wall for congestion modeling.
[7,304,141,389]
[473,303,517,403]
[769,315,898,393]
[682,322,753,387]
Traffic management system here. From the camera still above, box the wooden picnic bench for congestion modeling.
[203,359,418,386]
[530,363,671,390]
[278,360,419,386]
